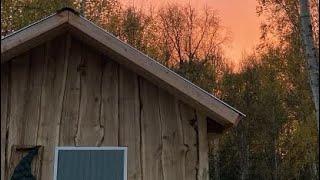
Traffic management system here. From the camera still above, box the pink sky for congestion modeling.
[121,0,262,65]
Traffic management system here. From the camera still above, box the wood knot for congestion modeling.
[162,135,169,140]
[77,64,87,76]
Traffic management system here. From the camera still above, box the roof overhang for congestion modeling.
[1,8,245,130]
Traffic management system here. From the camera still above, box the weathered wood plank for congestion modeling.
[5,46,45,177]
[59,36,81,146]
[119,66,142,180]
[21,45,46,145]
[7,53,30,176]
[100,57,119,146]
[159,89,184,180]
[74,43,104,146]
[179,102,198,180]
[1,63,9,180]
[139,78,163,180]
[197,112,209,180]
[37,36,68,180]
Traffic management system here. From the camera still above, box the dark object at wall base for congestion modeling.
[11,147,40,180]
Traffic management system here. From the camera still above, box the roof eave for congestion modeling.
[1,11,70,62]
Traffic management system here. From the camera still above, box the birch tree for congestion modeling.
[300,0,319,131]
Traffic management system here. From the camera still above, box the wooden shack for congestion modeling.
[1,8,245,180]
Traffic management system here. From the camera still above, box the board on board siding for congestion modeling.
[198,112,209,180]
[119,66,142,180]
[179,102,198,180]
[59,36,81,146]
[36,36,68,180]
[139,78,163,180]
[159,89,184,180]
[17,46,46,178]
[74,41,104,146]
[6,44,48,179]
[7,53,30,176]
[1,63,9,180]
[21,45,46,145]
[100,56,119,146]
[1,33,210,180]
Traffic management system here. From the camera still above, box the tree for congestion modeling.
[157,4,229,68]
[299,0,319,131]
[1,0,74,37]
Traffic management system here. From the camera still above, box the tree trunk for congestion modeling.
[240,131,248,180]
[273,138,278,180]
[208,133,220,180]
[80,0,86,16]
[300,0,320,132]
[213,138,220,180]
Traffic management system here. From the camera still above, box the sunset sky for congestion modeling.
[121,0,263,65]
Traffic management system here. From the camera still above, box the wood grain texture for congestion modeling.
[179,102,198,180]
[139,78,163,180]
[74,42,104,146]
[5,46,45,176]
[37,36,68,180]
[197,112,209,180]
[21,45,46,145]
[7,53,30,171]
[59,36,81,146]
[100,56,119,146]
[159,89,184,180]
[119,66,142,180]
[1,63,9,180]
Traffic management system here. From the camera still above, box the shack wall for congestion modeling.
[1,34,209,180]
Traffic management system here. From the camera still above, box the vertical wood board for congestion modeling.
[179,102,198,180]
[197,112,209,180]
[7,53,30,172]
[21,45,46,145]
[59,36,81,146]
[139,78,163,180]
[159,89,184,180]
[100,56,119,146]
[37,36,68,180]
[1,63,9,180]
[74,41,104,146]
[118,66,142,180]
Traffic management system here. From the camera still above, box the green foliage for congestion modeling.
[214,1,319,179]
[173,59,217,92]
[1,0,75,36]
[218,46,318,179]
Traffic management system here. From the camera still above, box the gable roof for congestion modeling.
[1,8,245,130]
